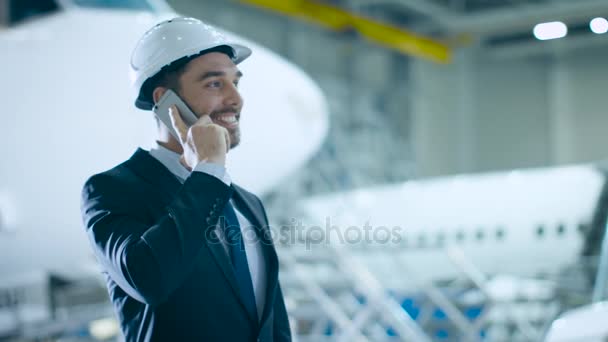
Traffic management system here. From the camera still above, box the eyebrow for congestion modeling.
[199,70,243,81]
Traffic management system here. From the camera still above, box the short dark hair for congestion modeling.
[135,45,235,110]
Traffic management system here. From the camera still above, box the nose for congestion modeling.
[223,82,243,109]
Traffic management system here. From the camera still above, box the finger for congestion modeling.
[193,113,213,127]
[179,155,192,171]
[168,105,187,143]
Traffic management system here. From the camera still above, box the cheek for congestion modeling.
[184,91,221,115]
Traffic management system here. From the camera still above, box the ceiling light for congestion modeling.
[590,17,608,34]
[533,22,568,40]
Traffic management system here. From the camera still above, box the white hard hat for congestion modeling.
[130,17,252,110]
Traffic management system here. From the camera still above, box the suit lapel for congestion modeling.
[125,149,257,326]
[125,148,181,203]
[231,185,279,326]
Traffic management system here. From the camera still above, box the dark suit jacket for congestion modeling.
[80,149,291,342]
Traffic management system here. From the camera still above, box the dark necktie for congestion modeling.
[221,200,259,322]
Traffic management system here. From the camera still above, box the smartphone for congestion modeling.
[153,89,199,141]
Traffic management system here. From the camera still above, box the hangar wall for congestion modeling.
[412,45,608,177]
[172,0,608,180]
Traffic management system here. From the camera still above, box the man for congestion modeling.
[80,17,291,341]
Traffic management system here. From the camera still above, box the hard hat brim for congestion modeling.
[229,43,252,65]
[135,43,252,110]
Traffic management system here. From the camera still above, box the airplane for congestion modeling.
[289,163,608,340]
[0,0,328,335]
[295,163,605,285]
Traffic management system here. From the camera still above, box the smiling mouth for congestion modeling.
[211,113,239,128]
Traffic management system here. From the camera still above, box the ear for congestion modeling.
[152,86,168,105]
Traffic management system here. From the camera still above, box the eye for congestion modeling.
[207,81,222,88]
[233,80,240,87]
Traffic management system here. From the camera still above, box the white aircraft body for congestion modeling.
[290,164,607,340]
[275,164,607,341]
[0,1,328,282]
[296,164,605,290]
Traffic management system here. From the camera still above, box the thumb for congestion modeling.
[179,155,192,171]
[194,113,213,127]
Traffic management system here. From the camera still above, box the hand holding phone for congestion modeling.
[153,89,199,141]
[155,90,230,168]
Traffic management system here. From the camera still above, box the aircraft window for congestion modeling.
[418,234,427,248]
[8,0,59,25]
[496,227,505,240]
[436,232,446,247]
[556,224,566,236]
[455,230,465,243]
[70,0,153,11]
[536,225,545,238]
[400,235,408,248]
[578,223,589,234]
[475,229,485,241]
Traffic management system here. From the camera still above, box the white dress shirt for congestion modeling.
[148,144,266,319]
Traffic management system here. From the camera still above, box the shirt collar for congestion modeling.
[148,143,190,182]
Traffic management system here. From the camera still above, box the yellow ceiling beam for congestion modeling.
[240,0,452,64]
